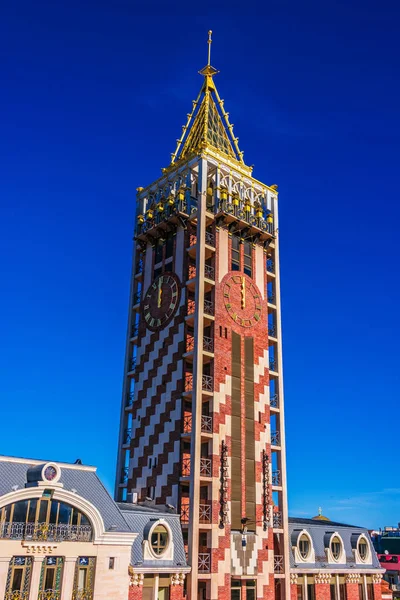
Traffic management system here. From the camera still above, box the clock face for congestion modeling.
[143,273,181,331]
[223,274,262,327]
[44,465,57,481]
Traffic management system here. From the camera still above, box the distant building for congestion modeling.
[289,515,385,600]
[0,455,189,600]
[371,526,400,598]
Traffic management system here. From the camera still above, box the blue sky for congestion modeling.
[1,2,400,529]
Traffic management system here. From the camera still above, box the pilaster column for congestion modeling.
[0,557,10,598]
[29,556,45,600]
[153,574,159,600]
[315,572,332,600]
[170,573,186,599]
[60,557,76,600]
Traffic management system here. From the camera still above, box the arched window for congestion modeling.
[0,499,92,542]
[299,534,311,560]
[331,536,342,561]
[150,524,169,556]
[358,537,368,561]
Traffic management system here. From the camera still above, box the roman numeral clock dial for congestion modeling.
[223,274,262,328]
[143,273,181,331]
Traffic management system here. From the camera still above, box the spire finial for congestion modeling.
[318,506,322,516]
[207,30,212,66]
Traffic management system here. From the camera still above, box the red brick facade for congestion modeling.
[129,586,143,600]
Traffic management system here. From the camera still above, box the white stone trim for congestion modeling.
[0,455,96,472]
[292,529,316,564]
[354,534,373,565]
[325,532,346,564]
[142,519,174,561]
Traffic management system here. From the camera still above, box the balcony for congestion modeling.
[131,324,139,339]
[216,197,275,242]
[204,264,215,281]
[0,522,93,543]
[267,259,275,274]
[270,393,279,409]
[126,391,134,408]
[184,373,213,394]
[268,324,277,337]
[271,431,280,446]
[180,499,212,524]
[269,358,277,372]
[121,467,129,484]
[133,291,141,306]
[129,357,136,372]
[123,428,132,445]
[273,554,284,574]
[205,231,215,246]
[187,298,214,320]
[268,291,275,304]
[187,232,215,259]
[181,457,212,478]
[38,593,60,600]
[273,511,283,529]
[136,195,198,240]
[272,470,281,486]
[183,414,213,435]
[135,259,143,278]
[198,552,211,573]
[185,335,214,354]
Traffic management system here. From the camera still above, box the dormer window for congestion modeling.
[358,538,368,561]
[331,536,342,561]
[299,534,311,560]
[151,524,169,556]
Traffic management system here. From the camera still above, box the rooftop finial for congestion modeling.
[318,506,322,516]
[207,30,212,66]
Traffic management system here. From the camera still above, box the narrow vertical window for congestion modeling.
[243,241,252,277]
[39,556,64,599]
[4,556,33,599]
[231,235,240,271]
[73,557,96,600]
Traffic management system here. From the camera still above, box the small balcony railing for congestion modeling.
[270,393,279,408]
[199,503,212,523]
[121,467,129,484]
[273,511,283,528]
[268,324,277,337]
[129,357,136,372]
[200,458,212,477]
[126,391,134,408]
[186,335,195,352]
[269,358,277,372]
[187,298,196,315]
[73,591,94,600]
[4,592,29,600]
[204,264,215,280]
[189,233,197,246]
[203,335,214,352]
[205,231,215,246]
[274,554,284,573]
[202,374,213,392]
[180,498,190,523]
[188,264,196,279]
[198,552,211,573]
[0,522,92,543]
[135,259,143,275]
[183,414,213,434]
[272,470,281,486]
[218,200,275,235]
[123,428,132,445]
[204,299,214,315]
[268,291,275,304]
[182,457,191,477]
[133,291,141,305]
[271,431,280,446]
[131,324,139,338]
[267,259,275,273]
[38,592,61,600]
[184,373,193,392]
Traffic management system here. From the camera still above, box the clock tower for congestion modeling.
[115,33,290,600]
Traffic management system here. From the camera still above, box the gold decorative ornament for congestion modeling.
[137,214,145,224]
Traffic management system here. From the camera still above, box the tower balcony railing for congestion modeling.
[217,199,275,236]
[202,374,213,392]
[184,373,193,392]
[182,457,191,477]
[183,414,213,434]
[272,470,281,486]
[204,264,214,280]
[205,231,215,246]
[131,324,139,338]
[188,264,196,280]
[270,393,279,408]
[187,298,214,316]
[0,522,93,543]
[273,511,283,529]
[123,428,132,445]
[38,591,60,600]
[273,554,284,574]
[133,291,141,305]
[129,357,136,372]
[271,431,280,446]
[121,467,129,484]
[186,335,214,353]
[180,499,212,524]
[136,195,199,237]
[268,324,277,337]
[267,259,275,274]
[268,291,275,304]
[200,458,212,477]
[269,358,277,372]
[198,552,211,573]
[126,391,134,408]
[135,259,143,275]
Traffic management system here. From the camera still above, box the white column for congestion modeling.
[153,574,159,600]
[60,557,76,600]
[336,574,340,600]
[363,575,368,600]
[304,575,308,600]
[0,557,10,598]
[30,556,45,600]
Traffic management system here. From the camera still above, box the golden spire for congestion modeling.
[170,31,245,166]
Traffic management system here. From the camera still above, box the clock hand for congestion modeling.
[241,276,245,309]
[158,278,162,308]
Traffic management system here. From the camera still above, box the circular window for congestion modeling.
[151,524,169,556]
[299,534,311,560]
[331,536,342,561]
[43,465,58,482]
[358,538,368,561]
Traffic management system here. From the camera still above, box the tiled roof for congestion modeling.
[289,517,382,570]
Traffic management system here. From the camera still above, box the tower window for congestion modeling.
[165,233,174,260]
[231,235,240,271]
[155,240,163,265]
[243,240,252,277]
